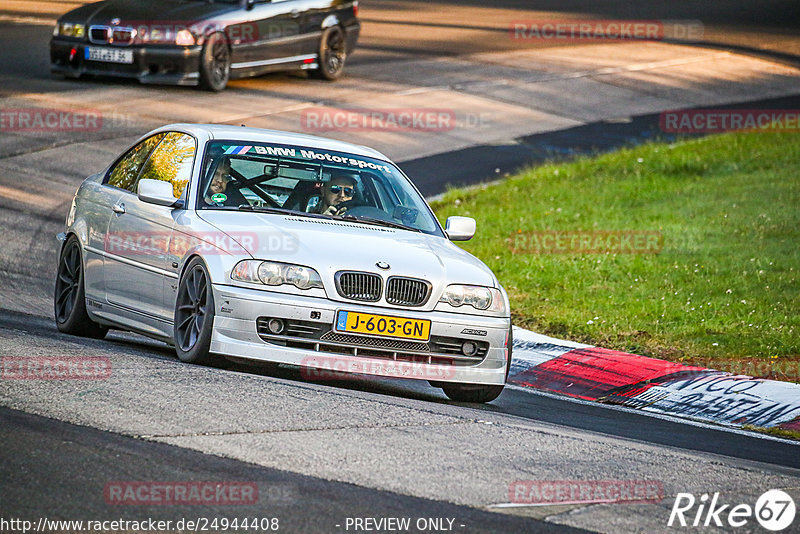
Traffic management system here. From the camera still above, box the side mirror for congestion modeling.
[138,179,180,208]
[445,216,476,241]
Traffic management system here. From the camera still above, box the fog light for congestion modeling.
[267,318,285,334]
[461,341,478,357]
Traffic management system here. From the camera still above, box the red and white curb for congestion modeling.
[509,327,800,431]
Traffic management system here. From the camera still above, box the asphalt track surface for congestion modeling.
[3,302,800,530]
[2,2,800,533]
[2,407,579,533]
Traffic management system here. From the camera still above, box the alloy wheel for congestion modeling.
[322,28,345,76]
[55,241,81,323]
[210,38,230,87]
[175,266,209,351]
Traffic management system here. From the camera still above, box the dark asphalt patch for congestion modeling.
[403,94,800,196]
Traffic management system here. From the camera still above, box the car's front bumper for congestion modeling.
[50,38,202,86]
[210,284,510,385]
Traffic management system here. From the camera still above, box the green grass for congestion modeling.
[431,132,800,370]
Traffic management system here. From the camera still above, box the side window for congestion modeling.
[106,133,166,192]
[138,132,196,198]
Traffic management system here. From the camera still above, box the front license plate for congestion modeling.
[335,310,431,341]
[84,46,134,64]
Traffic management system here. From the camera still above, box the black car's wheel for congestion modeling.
[312,26,347,80]
[54,236,108,339]
[174,257,215,365]
[199,32,231,92]
[441,325,513,403]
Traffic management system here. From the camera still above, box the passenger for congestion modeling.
[314,174,357,216]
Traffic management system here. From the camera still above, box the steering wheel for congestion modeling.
[339,204,392,220]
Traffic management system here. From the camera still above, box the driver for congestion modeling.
[203,158,247,207]
[314,174,357,216]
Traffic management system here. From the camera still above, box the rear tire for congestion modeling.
[174,258,216,365]
[54,236,108,339]
[312,26,347,80]
[199,32,230,92]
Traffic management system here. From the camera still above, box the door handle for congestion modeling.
[112,202,126,215]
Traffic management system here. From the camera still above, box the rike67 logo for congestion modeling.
[669,489,796,531]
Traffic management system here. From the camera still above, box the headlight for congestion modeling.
[257,262,282,285]
[439,285,503,312]
[175,29,196,46]
[232,260,323,290]
[55,23,85,37]
[285,265,317,289]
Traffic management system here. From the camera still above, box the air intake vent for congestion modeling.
[335,271,382,302]
[111,27,135,45]
[284,217,394,233]
[386,277,431,306]
[89,26,111,43]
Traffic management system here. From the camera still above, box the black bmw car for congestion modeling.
[50,0,360,91]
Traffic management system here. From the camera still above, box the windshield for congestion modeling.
[197,141,444,236]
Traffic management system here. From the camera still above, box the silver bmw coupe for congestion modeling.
[55,124,512,402]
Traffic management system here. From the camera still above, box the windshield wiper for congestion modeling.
[237,205,329,219]
[236,205,420,231]
[340,214,421,232]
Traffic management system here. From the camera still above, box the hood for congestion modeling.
[198,211,497,306]
[61,0,233,26]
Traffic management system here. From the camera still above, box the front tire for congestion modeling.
[54,236,108,339]
[199,32,231,92]
[441,383,505,403]
[441,326,513,403]
[174,258,216,365]
[312,26,347,80]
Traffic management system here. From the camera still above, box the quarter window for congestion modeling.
[138,132,196,198]
[106,133,165,192]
